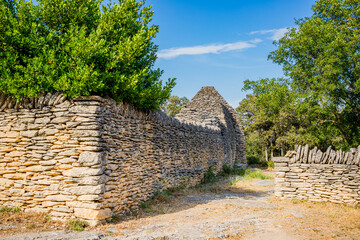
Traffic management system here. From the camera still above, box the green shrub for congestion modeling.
[221,164,245,176]
[68,218,89,231]
[202,166,217,184]
[247,156,260,165]
[105,214,122,223]
[267,160,275,169]
[0,0,175,110]
[153,190,171,203]
[140,202,149,209]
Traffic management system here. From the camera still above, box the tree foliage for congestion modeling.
[269,0,360,147]
[238,78,303,162]
[0,0,175,110]
[161,95,189,117]
[237,77,349,163]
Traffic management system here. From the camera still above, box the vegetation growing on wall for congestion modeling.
[0,0,175,110]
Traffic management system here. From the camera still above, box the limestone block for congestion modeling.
[303,144,309,163]
[0,178,14,187]
[39,128,59,136]
[20,130,38,138]
[58,149,77,156]
[63,167,103,177]
[53,207,74,213]
[58,164,73,170]
[66,201,102,210]
[7,151,25,157]
[78,195,102,201]
[39,160,57,166]
[274,167,290,172]
[45,195,76,202]
[70,105,101,114]
[51,117,70,124]
[78,152,104,166]
[76,176,106,186]
[314,150,323,164]
[74,130,102,137]
[18,165,53,172]
[74,208,112,220]
[66,185,105,195]
[1,131,20,138]
[59,158,75,164]
[42,201,63,207]
[34,117,51,124]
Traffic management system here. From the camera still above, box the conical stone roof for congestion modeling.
[176,86,246,164]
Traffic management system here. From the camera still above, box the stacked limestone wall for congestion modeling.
[0,94,109,224]
[274,145,360,205]
[99,98,227,215]
[0,87,245,224]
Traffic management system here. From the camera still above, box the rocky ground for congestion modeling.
[1,169,360,240]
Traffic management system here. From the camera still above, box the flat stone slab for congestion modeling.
[253,179,275,186]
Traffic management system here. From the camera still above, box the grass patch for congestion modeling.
[202,165,247,184]
[68,218,89,231]
[0,210,65,236]
[0,206,21,213]
[243,168,273,181]
[291,198,308,204]
[26,223,36,229]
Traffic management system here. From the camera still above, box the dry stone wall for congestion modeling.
[0,87,246,224]
[274,145,360,205]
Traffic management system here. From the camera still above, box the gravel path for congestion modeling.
[1,179,304,240]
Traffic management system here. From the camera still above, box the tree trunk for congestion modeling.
[270,142,274,160]
[281,144,284,156]
[265,145,268,162]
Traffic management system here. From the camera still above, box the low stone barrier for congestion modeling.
[274,145,360,205]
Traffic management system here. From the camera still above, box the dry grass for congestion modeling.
[270,198,360,240]
[0,209,67,237]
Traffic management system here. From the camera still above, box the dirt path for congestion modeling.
[2,169,360,240]
[103,177,305,240]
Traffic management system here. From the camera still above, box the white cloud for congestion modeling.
[250,27,289,41]
[157,39,262,59]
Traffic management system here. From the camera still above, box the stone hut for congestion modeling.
[175,86,246,164]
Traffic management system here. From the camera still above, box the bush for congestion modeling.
[202,166,217,184]
[0,0,175,110]
[222,164,245,176]
[267,160,274,169]
[247,156,261,165]
[68,218,89,231]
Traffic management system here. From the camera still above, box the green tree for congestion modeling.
[161,96,189,117]
[269,0,360,148]
[237,78,325,162]
[0,0,175,110]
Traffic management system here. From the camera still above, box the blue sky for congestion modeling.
[150,0,315,107]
